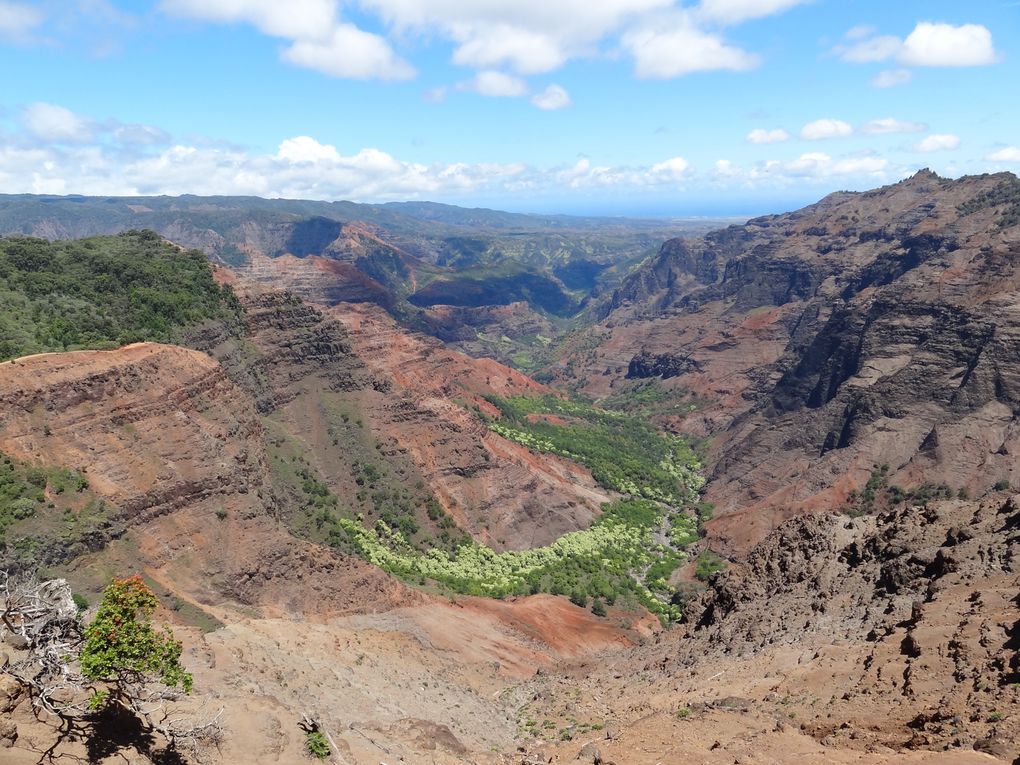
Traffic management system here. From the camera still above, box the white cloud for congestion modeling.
[161,0,414,81]
[277,136,342,163]
[900,22,997,67]
[449,24,566,75]
[714,159,738,177]
[986,147,1020,163]
[783,152,887,178]
[648,156,691,182]
[160,0,336,40]
[363,0,672,75]
[161,0,791,88]
[746,128,789,144]
[530,84,571,110]
[836,22,997,72]
[0,0,43,42]
[697,0,811,24]
[912,134,960,152]
[22,103,94,143]
[870,69,912,88]
[0,103,919,203]
[837,34,902,63]
[800,118,853,140]
[860,118,926,135]
[459,70,529,97]
[623,13,759,78]
[282,23,415,80]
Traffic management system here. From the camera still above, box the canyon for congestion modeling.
[0,172,1018,764]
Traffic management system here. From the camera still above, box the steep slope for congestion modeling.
[514,491,1018,765]
[190,280,611,552]
[553,171,1020,552]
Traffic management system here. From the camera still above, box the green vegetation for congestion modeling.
[0,450,89,536]
[0,230,239,361]
[304,731,331,759]
[338,498,695,623]
[81,576,193,694]
[994,478,1011,491]
[484,394,704,505]
[264,390,706,624]
[846,464,980,515]
[265,412,469,560]
[0,450,115,573]
[694,550,726,581]
[957,177,1020,230]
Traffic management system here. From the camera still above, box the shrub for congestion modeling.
[994,479,1011,491]
[80,576,193,694]
[694,550,726,581]
[305,731,330,759]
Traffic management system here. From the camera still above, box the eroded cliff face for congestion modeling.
[325,301,610,549]
[554,171,1020,552]
[0,343,416,618]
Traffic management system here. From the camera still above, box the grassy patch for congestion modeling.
[484,394,704,505]
[341,497,697,622]
[0,451,112,572]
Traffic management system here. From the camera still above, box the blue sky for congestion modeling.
[0,0,1016,215]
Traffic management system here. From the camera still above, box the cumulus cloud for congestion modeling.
[530,84,571,110]
[860,118,927,135]
[714,159,738,177]
[0,103,714,200]
[648,156,691,182]
[458,71,529,97]
[0,0,43,43]
[158,0,806,90]
[835,22,997,70]
[449,24,566,75]
[746,128,789,144]
[800,119,853,141]
[161,0,414,81]
[900,22,997,67]
[623,13,759,78]
[781,152,888,178]
[277,136,342,163]
[22,102,94,142]
[912,134,960,152]
[364,0,671,75]
[870,69,912,88]
[986,147,1020,163]
[3,102,921,203]
[282,23,415,80]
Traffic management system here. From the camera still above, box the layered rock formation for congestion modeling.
[554,171,1020,551]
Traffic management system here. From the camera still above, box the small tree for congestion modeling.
[80,575,193,697]
[1,573,220,758]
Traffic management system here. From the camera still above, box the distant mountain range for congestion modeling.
[0,192,741,365]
